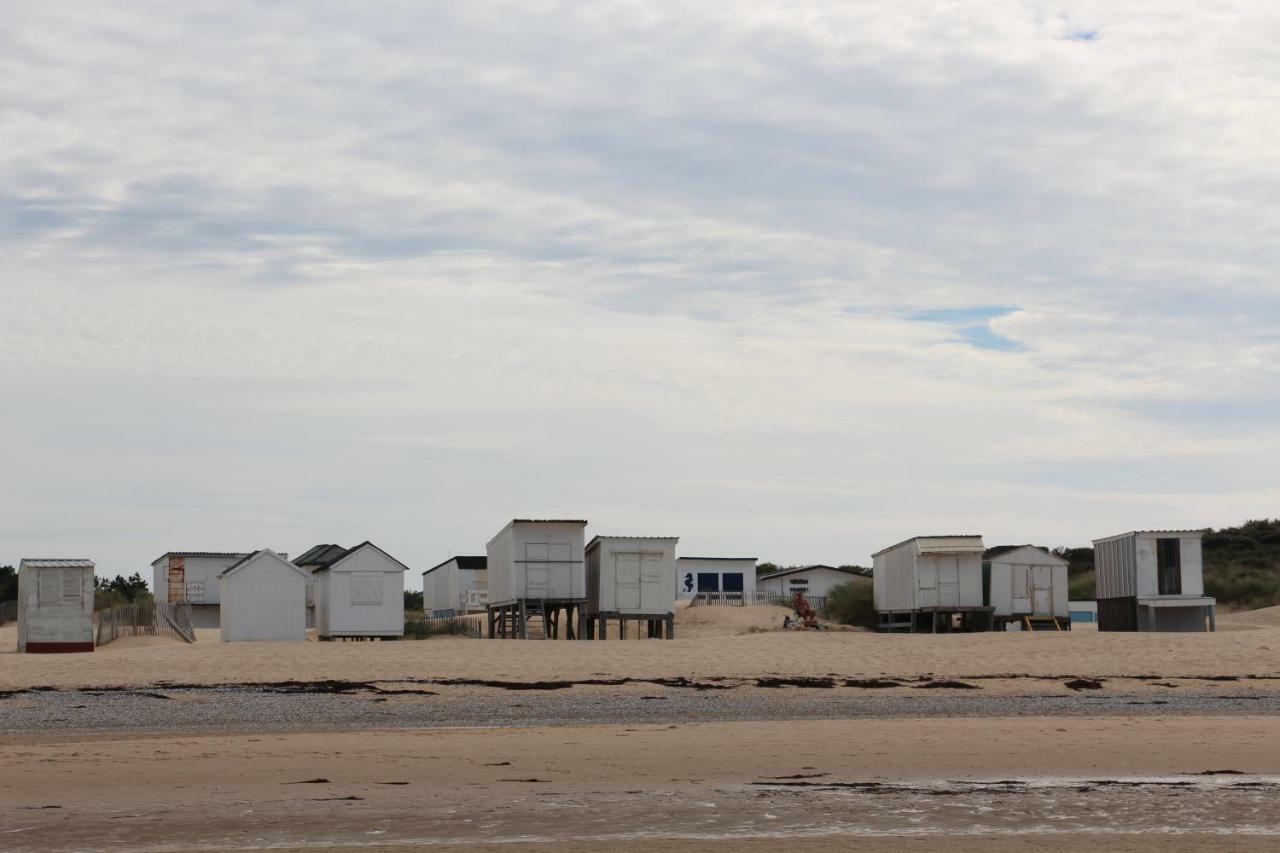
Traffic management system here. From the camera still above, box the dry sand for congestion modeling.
[3,612,1279,693]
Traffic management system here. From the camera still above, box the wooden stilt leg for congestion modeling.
[666,614,674,639]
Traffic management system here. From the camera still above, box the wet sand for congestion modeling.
[4,716,1280,851]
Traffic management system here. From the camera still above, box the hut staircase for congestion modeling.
[517,600,549,639]
[1022,615,1061,632]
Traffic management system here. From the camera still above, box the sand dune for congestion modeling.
[1220,604,1280,628]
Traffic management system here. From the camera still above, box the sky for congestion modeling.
[3,2,1279,587]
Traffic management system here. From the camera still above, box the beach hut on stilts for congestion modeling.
[485,519,587,639]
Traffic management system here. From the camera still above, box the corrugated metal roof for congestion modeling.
[151,551,249,565]
[512,518,588,525]
[1092,530,1204,545]
[983,544,1067,564]
[872,535,984,558]
[423,555,487,575]
[20,558,95,568]
[586,535,680,550]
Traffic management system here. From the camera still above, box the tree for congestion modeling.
[404,589,423,612]
[0,565,16,602]
[93,573,153,608]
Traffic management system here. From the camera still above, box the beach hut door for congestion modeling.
[917,557,939,608]
[1031,566,1053,614]
[615,553,642,610]
[524,543,550,596]
[938,556,960,607]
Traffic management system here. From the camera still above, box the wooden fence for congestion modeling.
[0,600,15,625]
[95,600,196,646]
[687,591,829,617]
[404,614,483,639]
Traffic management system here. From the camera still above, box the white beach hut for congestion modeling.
[675,556,756,601]
[985,545,1070,629]
[422,556,488,617]
[584,536,679,639]
[871,535,990,632]
[152,551,251,629]
[218,549,308,642]
[304,542,409,640]
[486,519,587,639]
[1093,530,1215,632]
[755,565,870,599]
[16,558,95,653]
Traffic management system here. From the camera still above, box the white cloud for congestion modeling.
[2,1,1279,576]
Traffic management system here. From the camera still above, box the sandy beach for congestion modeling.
[4,606,1280,850]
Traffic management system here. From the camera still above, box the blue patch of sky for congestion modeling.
[1065,29,1100,42]
[955,324,1024,352]
[905,305,1024,352]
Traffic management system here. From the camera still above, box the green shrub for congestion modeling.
[826,581,877,629]
[1068,569,1096,601]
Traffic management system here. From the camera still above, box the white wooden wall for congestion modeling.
[219,552,307,642]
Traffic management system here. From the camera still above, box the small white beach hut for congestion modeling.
[218,549,308,642]
[985,545,1070,629]
[872,535,989,632]
[1093,530,1215,632]
[675,556,756,601]
[422,556,487,617]
[584,536,679,638]
[755,565,870,599]
[306,542,409,640]
[16,558,95,653]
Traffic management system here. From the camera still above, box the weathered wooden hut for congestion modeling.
[985,545,1070,629]
[151,551,251,629]
[16,558,95,653]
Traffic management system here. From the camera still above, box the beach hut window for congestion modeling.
[38,568,60,605]
[351,573,384,605]
[1011,566,1029,598]
[61,569,83,605]
[1156,538,1182,595]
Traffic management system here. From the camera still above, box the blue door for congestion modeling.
[697,573,720,594]
[722,573,744,598]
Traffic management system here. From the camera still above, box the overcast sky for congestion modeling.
[3,2,1279,585]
